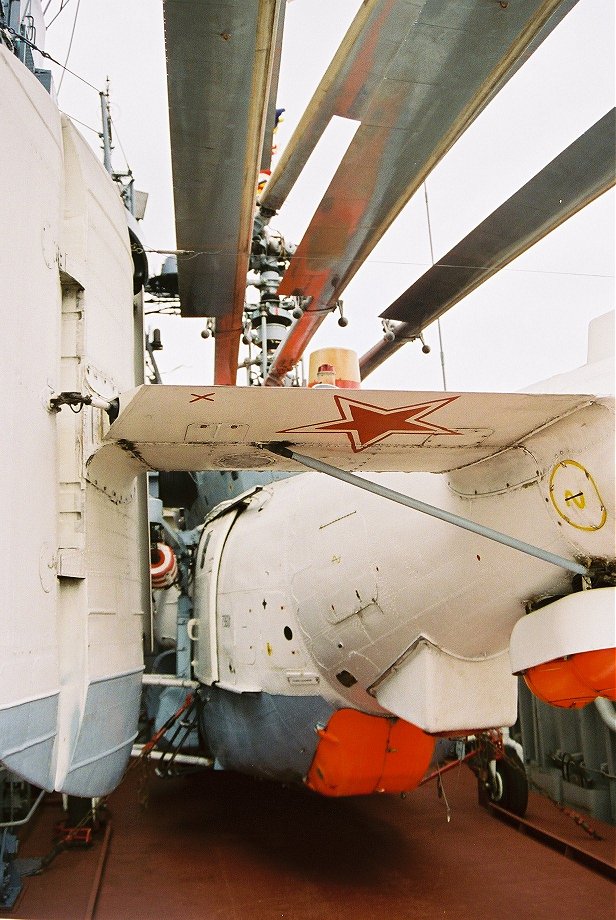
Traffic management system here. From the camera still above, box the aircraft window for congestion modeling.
[283,626,293,641]
[199,532,212,570]
[336,670,357,688]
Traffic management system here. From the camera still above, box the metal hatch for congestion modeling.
[192,510,241,685]
[191,486,265,685]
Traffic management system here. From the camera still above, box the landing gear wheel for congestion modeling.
[490,748,528,817]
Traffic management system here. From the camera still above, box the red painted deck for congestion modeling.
[14,764,615,919]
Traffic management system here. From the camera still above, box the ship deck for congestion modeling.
[12,762,615,919]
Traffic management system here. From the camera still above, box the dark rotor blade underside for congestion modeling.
[358,108,616,379]
[382,107,616,327]
[163,0,282,321]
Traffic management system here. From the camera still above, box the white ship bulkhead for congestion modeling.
[1,45,148,796]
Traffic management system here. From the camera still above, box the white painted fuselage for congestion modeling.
[192,321,614,735]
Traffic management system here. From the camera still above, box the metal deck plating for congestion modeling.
[15,766,615,920]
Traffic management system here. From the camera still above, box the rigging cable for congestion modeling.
[56,0,81,96]
[3,24,100,93]
[424,181,448,392]
[110,116,133,175]
[45,0,73,29]
[62,110,101,135]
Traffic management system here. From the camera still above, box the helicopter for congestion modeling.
[0,0,613,814]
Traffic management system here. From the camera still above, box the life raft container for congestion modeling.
[151,543,177,590]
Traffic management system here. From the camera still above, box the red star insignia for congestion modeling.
[279,395,462,452]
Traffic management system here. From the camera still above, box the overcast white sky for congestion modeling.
[44,0,615,392]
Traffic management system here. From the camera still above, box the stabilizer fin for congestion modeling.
[99,385,594,474]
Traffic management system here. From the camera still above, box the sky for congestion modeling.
[43,0,615,393]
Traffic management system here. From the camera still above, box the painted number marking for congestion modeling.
[549,460,607,531]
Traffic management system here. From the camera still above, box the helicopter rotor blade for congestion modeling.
[259,0,393,214]
[261,0,579,217]
[263,0,579,386]
[163,0,283,330]
[359,108,616,380]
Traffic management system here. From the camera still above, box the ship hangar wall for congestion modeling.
[518,678,616,823]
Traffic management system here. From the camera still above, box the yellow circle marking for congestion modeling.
[549,459,607,531]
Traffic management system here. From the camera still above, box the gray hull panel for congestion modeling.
[62,670,142,796]
[0,693,58,790]
[200,686,335,784]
